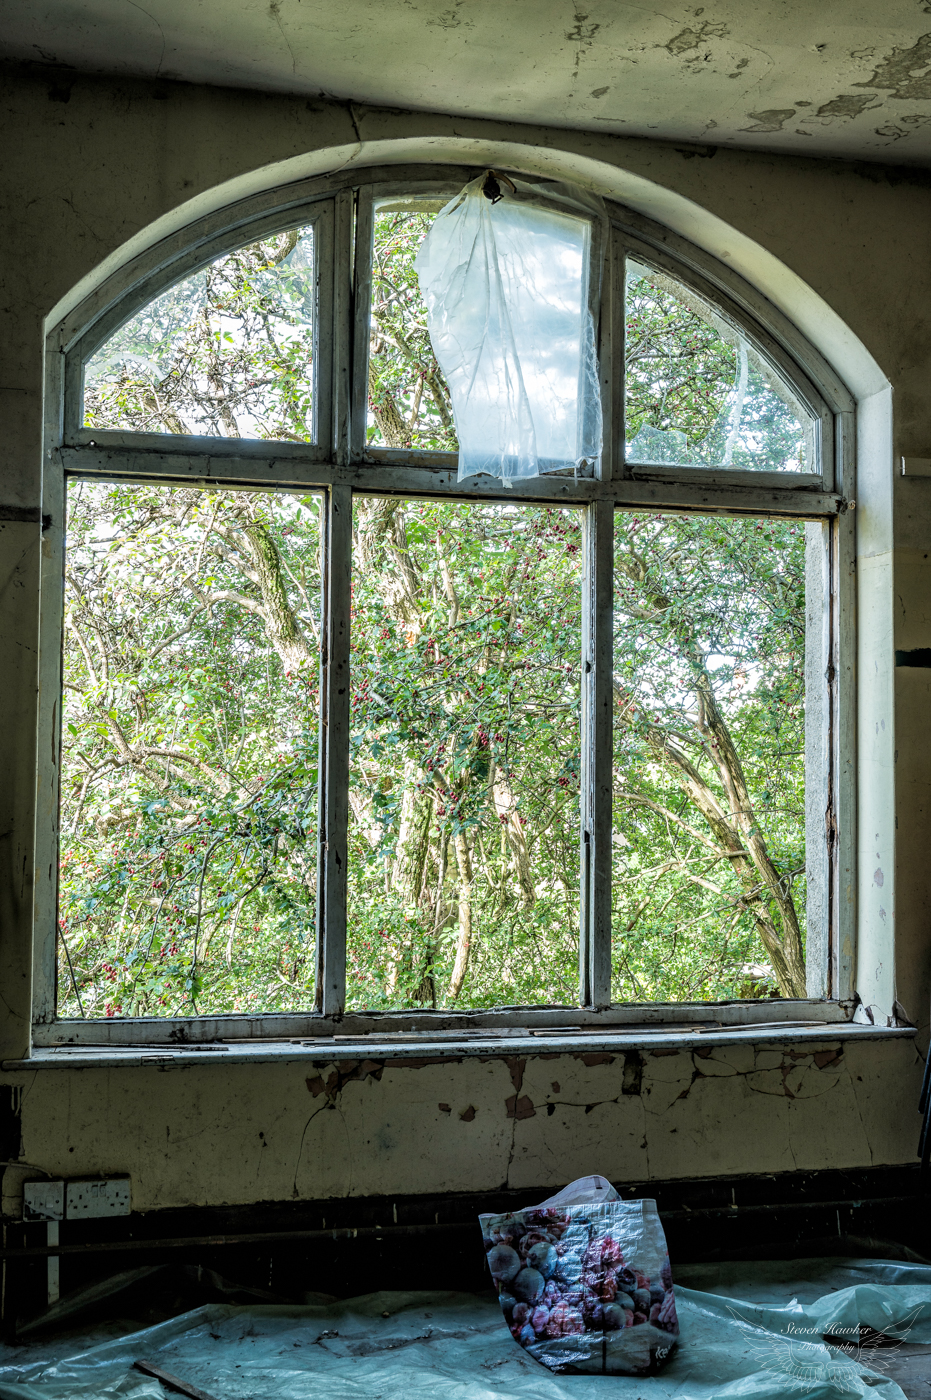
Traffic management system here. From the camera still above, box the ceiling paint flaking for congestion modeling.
[5,0,931,163]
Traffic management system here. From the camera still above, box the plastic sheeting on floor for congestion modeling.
[2,1258,931,1400]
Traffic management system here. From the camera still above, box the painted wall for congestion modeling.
[1,63,929,1211]
[0,1038,915,1212]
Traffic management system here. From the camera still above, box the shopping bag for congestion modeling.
[479,1175,679,1374]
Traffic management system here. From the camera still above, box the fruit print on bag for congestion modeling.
[480,1179,679,1375]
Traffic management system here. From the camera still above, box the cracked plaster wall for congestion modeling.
[0,65,929,1207]
[2,1039,916,1211]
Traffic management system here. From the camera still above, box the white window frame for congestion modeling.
[34,163,856,1048]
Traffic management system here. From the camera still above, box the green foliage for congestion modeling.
[58,484,322,1017]
[611,513,807,1001]
[626,273,735,447]
[63,211,810,1019]
[347,500,581,1008]
[625,266,811,472]
[84,227,317,441]
[367,208,457,451]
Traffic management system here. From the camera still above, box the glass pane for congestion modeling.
[58,483,322,1018]
[367,199,458,451]
[612,511,807,1002]
[84,223,317,440]
[625,260,817,473]
[347,499,582,1009]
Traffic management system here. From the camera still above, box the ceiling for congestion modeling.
[5,0,931,165]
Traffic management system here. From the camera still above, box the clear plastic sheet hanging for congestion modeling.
[3,1258,931,1400]
[415,174,604,484]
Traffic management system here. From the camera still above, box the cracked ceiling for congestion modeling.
[6,0,931,164]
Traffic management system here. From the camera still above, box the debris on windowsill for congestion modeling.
[5,1018,915,1071]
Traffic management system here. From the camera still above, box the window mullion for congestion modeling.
[616,238,628,481]
[580,498,614,1008]
[599,229,624,483]
[332,189,354,466]
[317,483,352,1016]
[350,188,374,465]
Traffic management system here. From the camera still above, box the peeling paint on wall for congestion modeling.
[4,1034,920,1212]
[742,109,796,132]
[306,1060,384,1101]
[665,21,729,57]
[567,8,601,79]
[425,0,474,32]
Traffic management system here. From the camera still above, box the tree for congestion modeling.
[625,264,812,474]
[347,497,582,1009]
[59,483,323,1017]
[366,207,456,451]
[84,227,317,441]
[611,513,807,999]
[62,208,809,1018]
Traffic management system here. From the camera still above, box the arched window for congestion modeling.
[40,165,853,1044]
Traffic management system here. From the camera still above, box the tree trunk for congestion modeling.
[447,830,474,1002]
[490,767,535,907]
[391,772,433,904]
[614,545,807,998]
[622,698,806,997]
[691,670,806,994]
[368,360,411,448]
[241,519,315,673]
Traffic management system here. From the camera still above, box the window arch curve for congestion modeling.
[56,163,851,488]
[37,162,858,1045]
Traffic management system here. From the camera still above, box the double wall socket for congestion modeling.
[23,1177,131,1221]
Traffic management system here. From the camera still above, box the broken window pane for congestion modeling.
[347,499,582,1009]
[612,511,807,1002]
[367,199,458,452]
[625,260,817,473]
[58,483,323,1018]
[83,224,317,441]
[416,176,603,482]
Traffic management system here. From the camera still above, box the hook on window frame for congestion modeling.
[482,170,517,204]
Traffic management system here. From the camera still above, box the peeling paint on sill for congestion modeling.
[7,1022,915,1071]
